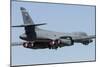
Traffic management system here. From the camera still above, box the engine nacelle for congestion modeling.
[60,36,74,46]
[23,42,34,48]
[60,39,72,45]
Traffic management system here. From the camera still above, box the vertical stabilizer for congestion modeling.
[20,7,34,25]
[20,7,36,40]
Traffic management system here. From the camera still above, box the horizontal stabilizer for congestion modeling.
[12,23,47,27]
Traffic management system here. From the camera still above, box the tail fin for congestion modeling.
[12,7,46,27]
[12,7,46,40]
[20,7,34,25]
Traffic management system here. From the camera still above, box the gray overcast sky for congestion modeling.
[11,1,95,66]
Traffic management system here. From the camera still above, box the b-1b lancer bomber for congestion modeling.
[12,7,95,50]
